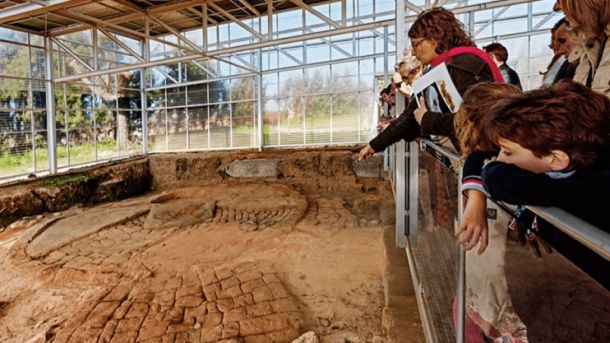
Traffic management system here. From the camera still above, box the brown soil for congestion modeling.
[0,151,422,343]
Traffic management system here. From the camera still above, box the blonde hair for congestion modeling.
[400,48,421,70]
[454,82,522,156]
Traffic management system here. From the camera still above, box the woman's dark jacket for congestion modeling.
[369,53,494,152]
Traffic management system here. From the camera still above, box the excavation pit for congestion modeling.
[0,149,422,343]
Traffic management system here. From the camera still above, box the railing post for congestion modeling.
[394,0,408,248]
[382,24,389,171]
[457,167,466,343]
[44,35,57,174]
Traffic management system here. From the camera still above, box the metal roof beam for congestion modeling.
[288,0,340,29]
[237,0,259,16]
[98,27,179,83]
[54,8,198,54]
[49,0,208,36]
[208,2,264,39]
[51,36,94,71]
[0,0,89,24]
[404,1,424,14]
[474,6,508,36]
[54,18,394,83]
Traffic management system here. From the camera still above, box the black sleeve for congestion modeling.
[369,99,421,152]
[510,69,523,90]
[481,161,578,206]
[419,110,456,138]
[451,64,491,97]
[462,151,497,183]
[460,151,497,196]
[555,60,578,82]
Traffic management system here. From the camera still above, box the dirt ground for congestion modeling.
[0,157,422,343]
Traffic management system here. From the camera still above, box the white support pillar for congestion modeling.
[141,17,149,154]
[341,0,347,27]
[395,0,407,248]
[267,0,273,40]
[257,49,264,150]
[27,34,36,171]
[92,27,99,159]
[382,25,389,170]
[202,1,208,52]
[45,36,57,174]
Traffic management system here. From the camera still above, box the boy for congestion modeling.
[481,80,610,231]
[479,80,610,288]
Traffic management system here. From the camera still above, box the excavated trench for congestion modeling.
[0,149,423,343]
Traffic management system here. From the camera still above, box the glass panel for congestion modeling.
[304,95,330,144]
[167,108,187,150]
[166,87,186,107]
[231,77,255,101]
[0,77,29,110]
[306,39,330,64]
[231,102,255,148]
[97,110,118,159]
[209,104,231,148]
[209,81,229,104]
[188,106,209,150]
[332,94,360,142]
[331,61,359,91]
[148,109,167,152]
[187,83,209,105]
[278,97,304,146]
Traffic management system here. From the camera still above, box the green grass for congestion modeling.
[2,113,368,177]
[0,139,119,177]
[40,173,90,187]
[232,113,359,135]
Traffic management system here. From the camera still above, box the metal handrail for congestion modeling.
[419,138,610,262]
[393,138,610,343]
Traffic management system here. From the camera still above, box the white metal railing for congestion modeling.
[419,139,610,261]
[387,137,610,343]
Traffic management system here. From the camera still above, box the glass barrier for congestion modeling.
[388,139,610,343]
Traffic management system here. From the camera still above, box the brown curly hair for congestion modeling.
[454,82,521,156]
[408,8,475,54]
[484,80,610,169]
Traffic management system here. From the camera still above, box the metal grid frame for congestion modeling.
[0,0,555,181]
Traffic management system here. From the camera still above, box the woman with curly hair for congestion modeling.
[359,7,503,160]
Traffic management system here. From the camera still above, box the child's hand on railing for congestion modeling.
[456,190,489,255]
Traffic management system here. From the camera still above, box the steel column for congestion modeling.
[257,49,264,150]
[267,0,273,40]
[92,27,98,160]
[456,168,466,343]
[395,0,407,248]
[202,1,208,52]
[27,34,36,172]
[141,17,149,154]
[44,35,57,174]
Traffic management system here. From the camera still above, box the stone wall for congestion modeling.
[0,149,388,228]
[0,158,151,227]
[148,148,385,191]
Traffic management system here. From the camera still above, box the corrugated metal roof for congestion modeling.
[0,0,331,37]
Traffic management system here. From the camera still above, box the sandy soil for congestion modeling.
[0,176,402,343]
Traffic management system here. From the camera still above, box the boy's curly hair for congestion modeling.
[484,80,610,169]
[454,82,522,156]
